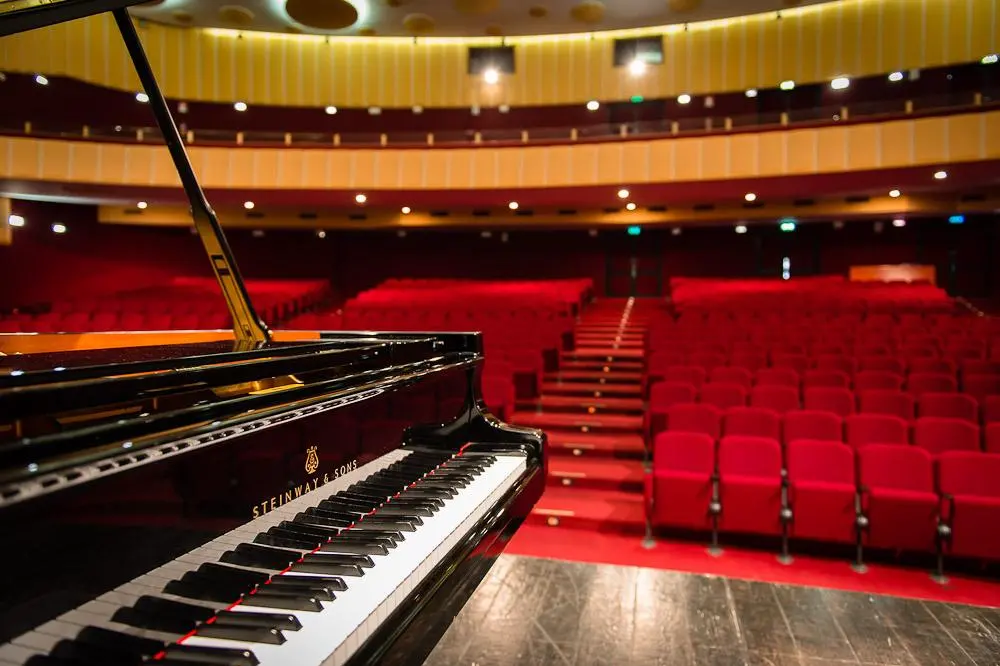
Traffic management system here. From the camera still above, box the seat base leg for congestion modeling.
[930,573,950,586]
[641,535,656,550]
[776,554,793,566]
[851,563,869,574]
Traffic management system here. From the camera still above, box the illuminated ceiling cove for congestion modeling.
[130,0,836,38]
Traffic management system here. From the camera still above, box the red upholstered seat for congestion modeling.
[909,358,956,375]
[666,403,722,439]
[857,389,915,421]
[787,440,857,543]
[771,353,809,374]
[855,371,905,392]
[917,392,978,423]
[845,413,909,448]
[858,445,939,552]
[482,375,516,421]
[646,432,716,531]
[755,368,799,388]
[963,374,1000,403]
[750,385,800,413]
[983,396,1000,425]
[718,436,784,536]
[710,366,753,389]
[723,406,781,440]
[662,365,708,387]
[912,417,980,455]
[987,424,1000,455]
[783,410,843,445]
[937,452,1000,561]
[858,356,906,375]
[803,387,855,418]
[699,383,748,410]
[908,372,958,396]
[803,370,850,389]
[813,354,857,376]
[647,381,698,438]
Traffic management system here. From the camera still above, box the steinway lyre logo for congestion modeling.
[304,446,320,475]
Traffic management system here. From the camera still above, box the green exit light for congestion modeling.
[779,218,797,232]
[630,95,644,103]
[627,225,642,236]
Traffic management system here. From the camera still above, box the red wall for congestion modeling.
[1,201,997,310]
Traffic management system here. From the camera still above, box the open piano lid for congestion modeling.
[0,0,146,37]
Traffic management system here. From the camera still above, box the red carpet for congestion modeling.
[507,524,1000,608]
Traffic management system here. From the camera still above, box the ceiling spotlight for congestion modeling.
[243,200,255,210]
[832,220,845,230]
[483,68,500,85]
[317,230,327,239]
[934,170,948,180]
[744,192,757,202]
[234,101,248,112]
[779,80,795,91]
[355,193,367,204]
[677,94,692,105]
[617,188,630,199]
[7,214,25,227]
[51,223,67,234]
[401,206,411,214]
[135,92,149,103]
[628,59,647,77]
[830,76,850,90]
[892,218,906,228]
[982,54,999,65]
[34,74,48,86]
[626,202,637,211]
[498,104,510,113]
[586,100,600,111]
[671,227,682,236]
[745,88,758,98]
[325,105,337,115]
[136,201,148,209]
[888,71,904,82]
[508,201,519,210]
[368,107,382,115]
[889,189,901,198]
[412,106,423,114]
[735,224,748,234]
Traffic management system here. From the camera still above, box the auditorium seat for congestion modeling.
[803,370,850,389]
[750,385,800,413]
[771,353,809,374]
[845,413,909,448]
[662,365,708,387]
[667,403,722,439]
[858,390,915,421]
[813,354,856,376]
[910,358,957,375]
[803,387,855,418]
[913,417,980,455]
[783,410,843,446]
[937,451,1000,561]
[858,445,939,552]
[961,360,1000,377]
[723,406,781,440]
[755,368,799,388]
[699,383,747,410]
[646,432,716,531]
[855,371,905,392]
[718,436,784,536]
[787,440,858,544]
[858,356,906,375]
[908,372,958,396]
[983,396,1000,425]
[710,366,753,389]
[647,381,698,438]
[482,375,516,421]
[917,392,978,423]
[729,351,767,371]
[962,374,1000,403]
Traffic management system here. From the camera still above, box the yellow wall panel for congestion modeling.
[756,133,785,176]
[846,124,879,170]
[619,143,649,184]
[545,147,572,187]
[923,0,949,67]
[880,0,907,73]
[984,112,1000,157]
[947,0,973,65]
[673,141,702,182]
[595,145,624,185]
[786,130,818,175]
[970,0,998,58]
[816,127,848,172]
[495,149,523,188]
[945,115,983,162]
[727,135,758,178]
[879,121,914,167]
[912,117,947,165]
[857,2,882,74]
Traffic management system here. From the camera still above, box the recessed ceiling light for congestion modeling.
[889,189,901,198]
[833,220,845,230]
[401,206,411,214]
[934,170,948,180]
[498,104,510,113]
[7,214,25,227]
[137,201,148,209]
[628,59,646,77]
[892,218,906,227]
[671,227,682,236]
[745,88,758,98]
[234,101,248,112]
[586,100,600,111]
[243,200,255,210]
[744,192,757,202]
[617,188,630,199]
[325,105,337,115]
[735,224,748,234]
[779,80,795,91]
[412,106,423,114]
[483,68,500,85]
[677,94,692,105]
[368,107,382,115]
[508,201,519,210]
[355,193,367,204]
[135,92,149,103]
[982,54,999,65]
[830,76,850,90]
[888,71,904,82]
[626,202,637,211]
[51,223,67,234]
[317,230,327,238]
[34,74,48,86]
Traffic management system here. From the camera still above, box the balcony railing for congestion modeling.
[4,90,997,150]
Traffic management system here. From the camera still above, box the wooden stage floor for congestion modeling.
[422,555,1000,666]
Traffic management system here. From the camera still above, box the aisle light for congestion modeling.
[136,201,148,209]
[888,71,904,82]
[483,68,500,85]
[889,189,901,198]
[934,170,948,180]
[243,200,255,210]
[782,256,791,280]
[744,192,757,202]
[586,100,600,111]
[7,214,25,227]
[325,106,338,115]
[626,202,637,211]
[355,193,367,204]
[982,54,999,65]
[830,77,851,90]
[234,101,248,112]
[949,215,965,225]
[34,74,48,85]
[735,224,748,234]
[677,94,691,105]
[617,188,630,199]
[51,223,67,234]
[892,218,906,228]
[401,206,411,214]
[780,80,795,91]
[135,92,149,103]
[628,59,647,77]
[508,201,519,210]
[745,88,758,98]
[627,225,642,236]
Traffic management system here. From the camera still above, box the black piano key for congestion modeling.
[263,578,341,599]
[197,563,270,585]
[50,638,139,665]
[316,500,366,519]
[318,539,389,556]
[25,657,80,666]
[253,531,316,550]
[265,526,328,545]
[302,552,375,568]
[348,524,405,541]
[163,644,259,665]
[113,596,215,634]
[290,560,365,577]
[327,494,378,511]
[357,479,409,492]
[278,520,343,539]
[303,506,354,525]
[73,626,163,660]
[337,490,386,505]
[388,493,444,508]
[294,511,352,529]
[267,574,347,592]
[241,591,324,612]
[196,624,286,645]
[395,488,454,500]
[215,609,302,631]
[221,543,300,570]
[376,504,434,518]
[360,516,419,531]
[326,531,398,549]
[164,579,239,604]
[411,483,459,497]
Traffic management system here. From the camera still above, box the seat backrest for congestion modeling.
[858,444,934,492]
[857,389,915,421]
[787,440,854,485]
[729,351,767,371]
[719,436,782,478]
[750,385,800,413]
[962,374,1000,402]
[653,432,716,475]
[649,381,698,409]
[937,451,1000,499]
[913,417,980,455]
[983,423,1000,454]
[917,392,978,422]
[803,370,850,389]
[803,386,855,418]
[908,372,958,396]
[814,354,856,375]
[845,413,910,447]
[909,358,956,375]
[699,383,748,410]
[666,402,722,438]
[723,406,781,439]
[858,356,906,375]
[755,368,799,388]
[983,396,1000,425]
[855,371,905,392]
[783,410,843,445]
[663,365,708,387]
[709,366,753,389]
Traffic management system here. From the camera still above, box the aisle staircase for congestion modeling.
[510,297,651,533]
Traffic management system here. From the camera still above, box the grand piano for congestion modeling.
[0,3,546,665]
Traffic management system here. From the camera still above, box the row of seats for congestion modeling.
[646,434,1000,562]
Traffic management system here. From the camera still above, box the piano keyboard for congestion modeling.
[0,447,527,666]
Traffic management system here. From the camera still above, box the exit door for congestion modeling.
[606,255,662,297]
